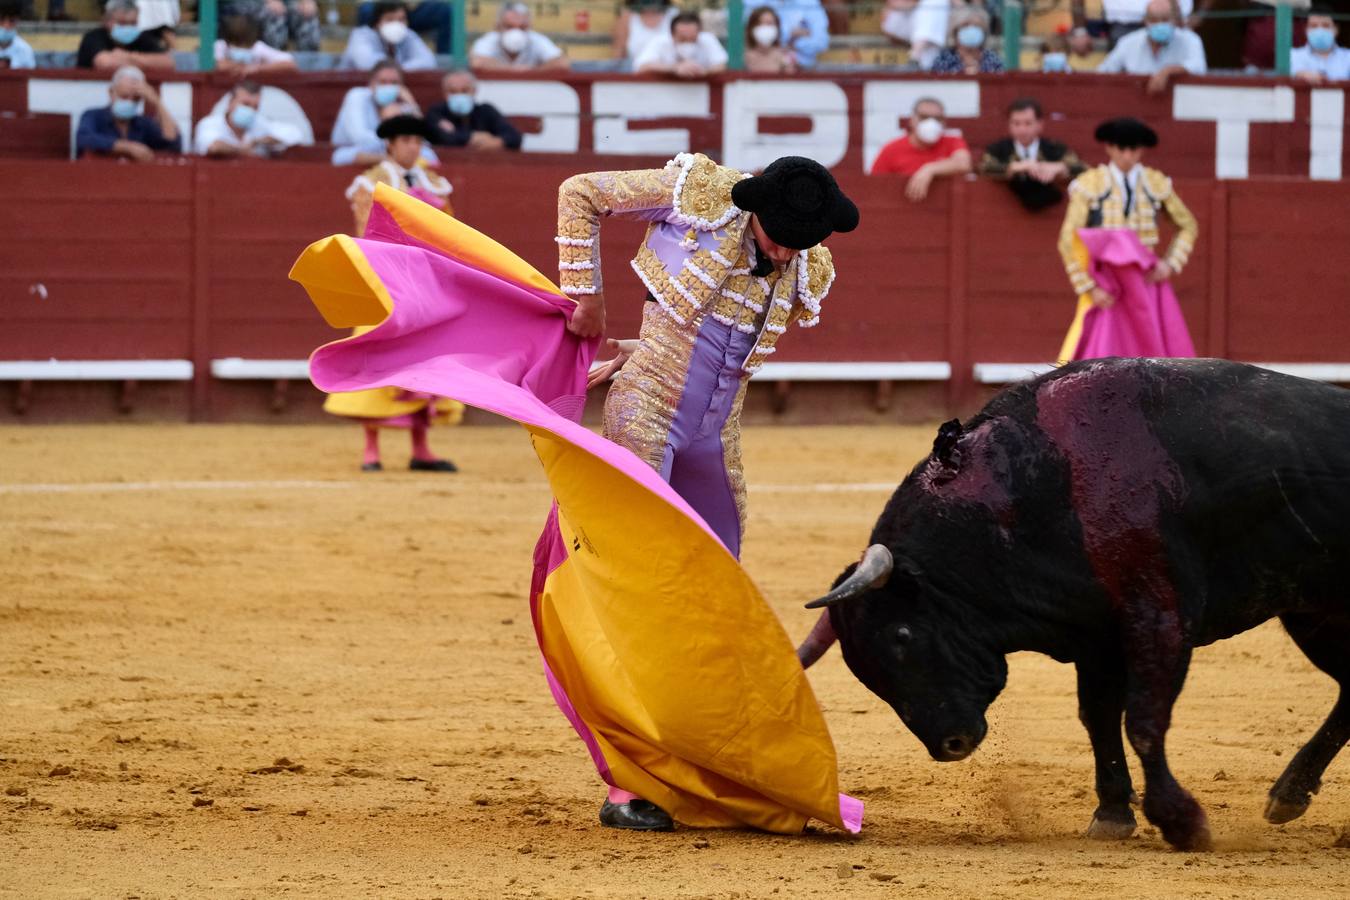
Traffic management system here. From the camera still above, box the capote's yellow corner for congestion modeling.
[288,234,393,330]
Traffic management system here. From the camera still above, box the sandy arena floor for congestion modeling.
[3,423,1349,898]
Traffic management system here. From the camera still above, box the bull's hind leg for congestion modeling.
[1265,612,1350,825]
[1076,658,1137,839]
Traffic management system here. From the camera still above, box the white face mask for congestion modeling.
[500,27,528,55]
[751,24,778,47]
[913,116,944,145]
[674,40,700,61]
[378,20,409,44]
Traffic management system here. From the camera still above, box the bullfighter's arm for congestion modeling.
[1158,179,1199,274]
[555,165,680,297]
[1058,179,1097,295]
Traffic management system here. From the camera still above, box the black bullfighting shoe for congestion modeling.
[408,458,458,472]
[598,799,674,832]
[361,461,383,472]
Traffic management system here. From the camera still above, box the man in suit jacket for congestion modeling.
[980,97,1086,211]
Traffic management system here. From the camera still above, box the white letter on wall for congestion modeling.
[593,82,709,156]
[1309,88,1344,181]
[722,80,848,172]
[862,81,980,173]
[1173,85,1294,179]
[477,80,580,154]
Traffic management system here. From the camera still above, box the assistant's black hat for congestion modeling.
[376,114,435,142]
[730,156,860,251]
[1093,117,1158,149]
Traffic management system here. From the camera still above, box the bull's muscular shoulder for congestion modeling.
[1067,164,1111,198]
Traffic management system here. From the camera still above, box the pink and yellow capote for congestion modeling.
[288,184,862,834]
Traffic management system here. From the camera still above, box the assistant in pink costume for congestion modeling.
[289,184,863,837]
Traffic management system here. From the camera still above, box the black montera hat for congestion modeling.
[376,114,434,142]
[731,156,860,250]
[1094,117,1158,149]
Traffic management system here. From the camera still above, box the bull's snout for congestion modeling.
[935,734,977,761]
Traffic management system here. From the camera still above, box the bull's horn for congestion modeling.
[804,544,894,609]
[796,610,837,669]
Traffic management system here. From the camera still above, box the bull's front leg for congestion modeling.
[1121,601,1211,851]
[1075,657,1136,839]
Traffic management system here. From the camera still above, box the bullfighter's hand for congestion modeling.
[1148,260,1173,283]
[586,339,638,390]
[1091,287,1115,309]
[567,293,605,338]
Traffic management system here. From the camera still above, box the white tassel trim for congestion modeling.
[797,315,820,328]
[709,249,734,268]
[558,261,594,271]
[555,235,594,247]
[628,258,686,325]
[684,260,721,291]
[764,323,787,335]
[669,152,746,231]
[736,322,758,334]
[344,175,376,201]
[772,297,794,312]
[562,285,599,296]
[709,310,737,327]
[669,275,705,311]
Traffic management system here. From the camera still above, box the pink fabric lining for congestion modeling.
[1072,228,1196,360]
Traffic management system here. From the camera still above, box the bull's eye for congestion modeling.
[895,626,912,654]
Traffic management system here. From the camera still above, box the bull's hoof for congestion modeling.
[1264,794,1310,825]
[1161,821,1213,852]
[1086,813,1136,840]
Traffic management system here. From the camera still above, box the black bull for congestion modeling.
[801,358,1350,851]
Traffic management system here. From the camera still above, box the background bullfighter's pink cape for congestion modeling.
[1060,228,1196,362]
[289,184,861,834]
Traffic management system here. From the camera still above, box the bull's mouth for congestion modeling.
[931,723,987,762]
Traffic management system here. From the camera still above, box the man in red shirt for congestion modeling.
[870,96,973,201]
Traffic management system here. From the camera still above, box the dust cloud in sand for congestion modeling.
[3,424,1349,898]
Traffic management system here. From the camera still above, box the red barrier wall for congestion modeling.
[2,156,1345,422]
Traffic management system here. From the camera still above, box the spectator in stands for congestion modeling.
[346,115,453,251]
[1068,25,1102,68]
[78,0,173,71]
[1088,0,1195,46]
[1041,33,1072,71]
[341,0,438,72]
[0,1,36,69]
[215,15,299,75]
[746,0,829,68]
[931,6,1003,74]
[612,0,678,70]
[357,1,452,57]
[426,69,522,151]
[880,0,950,71]
[1292,6,1350,82]
[1098,0,1206,93]
[870,96,972,202]
[635,11,728,77]
[471,2,569,71]
[76,65,181,162]
[744,5,797,73]
[195,81,303,158]
[980,97,1087,211]
[331,59,435,166]
[225,0,321,53]
[137,0,179,50]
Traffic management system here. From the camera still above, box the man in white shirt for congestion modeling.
[0,1,36,69]
[1291,6,1350,83]
[470,1,569,71]
[1100,0,1193,45]
[1098,0,1205,93]
[195,81,303,158]
[340,0,437,71]
[331,59,436,166]
[634,11,727,77]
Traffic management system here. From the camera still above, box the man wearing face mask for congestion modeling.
[331,60,436,167]
[77,0,172,71]
[557,152,858,832]
[634,11,729,77]
[1098,0,1206,94]
[930,6,1004,74]
[425,69,523,151]
[214,16,298,76]
[1292,5,1350,83]
[0,1,35,69]
[75,64,181,162]
[869,96,973,202]
[470,1,569,71]
[194,81,303,159]
[341,0,438,71]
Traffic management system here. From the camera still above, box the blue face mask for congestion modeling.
[1042,51,1068,72]
[0,27,15,45]
[446,93,474,116]
[110,23,141,45]
[1308,27,1337,53]
[226,46,254,63]
[229,104,257,130]
[111,98,140,120]
[1147,22,1174,45]
[957,25,985,48]
[373,84,401,107]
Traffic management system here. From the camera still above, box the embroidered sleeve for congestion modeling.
[1061,147,1088,179]
[795,245,835,328]
[978,145,1012,179]
[1154,172,1198,273]
[555,164,680,296]
[1059,177,1097,296]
